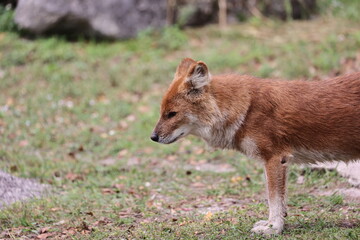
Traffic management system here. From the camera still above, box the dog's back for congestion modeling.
[236,73,360,164]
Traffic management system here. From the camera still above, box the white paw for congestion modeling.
[251,220,283,235]
[253,220,269,227]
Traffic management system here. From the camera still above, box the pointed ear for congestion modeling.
[175,58,197,78]
[186,61,211,89]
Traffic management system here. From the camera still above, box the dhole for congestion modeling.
[151,58,360,235]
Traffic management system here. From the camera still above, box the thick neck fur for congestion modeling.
[191,74,254,149]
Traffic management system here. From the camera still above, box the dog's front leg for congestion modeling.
[251,156,287,235]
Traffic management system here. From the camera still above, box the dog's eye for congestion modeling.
[167,111,177,119]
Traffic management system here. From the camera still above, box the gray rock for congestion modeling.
[308,161,360,203]
[14,0,167,39]
[0,171,50,208]
[311,161,360,187]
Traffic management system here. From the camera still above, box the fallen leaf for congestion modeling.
[118,120,129,130]
[195,148,205,155]
[127,157,140,166]
[96,94,110,104]
[65,173,83,182]
[62,228,76,235]
[191,182,206,188]
[80,221,91,231]
[126,114,136,122]
[142,147,154,154]
[297,176,305,184]
[231,176,243,183]
[146,200,154,207]
[37,233,52,239]
[119,209,134,217]
[39,227,50,234]
[138,105,150,113]
[6,98,14,106]
[54,220,65,225]
[99,158,117,166]
[300,206,311,211]
[118,149,128,157]
[8,133,16,140]
[101,188,115,194]
[68,151,76,158]
[113,183,125,190]
[93,217,112,226]
[179,221,188,226]
[10,165,18,172]
[166,155,177,161]
[180,207,192,212]
[85,212,94,216]
[19,140,29,147]
[229,217,239,224]
[203,212,213,221]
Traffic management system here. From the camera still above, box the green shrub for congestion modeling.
[320,0,360,21]
[0,5,17,32]
[159,26,188,51]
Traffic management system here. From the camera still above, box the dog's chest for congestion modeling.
[238,137,264,161]
[197,115,246,150]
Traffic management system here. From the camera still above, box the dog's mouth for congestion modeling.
[164,132,185,144]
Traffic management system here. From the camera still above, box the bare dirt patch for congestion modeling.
[0,171,50,208]
[185,161,236,173]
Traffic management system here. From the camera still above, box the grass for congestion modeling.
[0,4,360,239]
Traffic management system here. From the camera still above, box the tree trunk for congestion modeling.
[291,0,317,19]
[167,0,177,25]
[263,0,286,20]
[218,0,227,28]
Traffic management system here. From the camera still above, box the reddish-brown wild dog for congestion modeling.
[151,58,360,235]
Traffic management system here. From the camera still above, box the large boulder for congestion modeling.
[14,0,167,39]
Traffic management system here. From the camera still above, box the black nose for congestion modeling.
[150,133,159,142]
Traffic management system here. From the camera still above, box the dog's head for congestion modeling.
[151,58,219,144]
